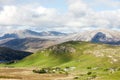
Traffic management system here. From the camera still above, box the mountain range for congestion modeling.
[0,29,67,39]
[0,30,67,51]
[0,29,120,52]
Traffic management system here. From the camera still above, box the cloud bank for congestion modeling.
[0,0,120,33]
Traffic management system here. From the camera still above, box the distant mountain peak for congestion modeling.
[91,32,106,43]
[0,29,67,40]
[61,29,120,45]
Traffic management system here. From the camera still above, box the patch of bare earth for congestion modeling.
[0,68,73,80]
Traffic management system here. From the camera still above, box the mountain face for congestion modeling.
[62,29,120,45]
[0,47,32,62]
[0,29,67,39]
[0,38,56,52]
[0,34,19,39]
[91,32,107,43]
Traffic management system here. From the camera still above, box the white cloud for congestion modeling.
[0,0,15,5]
[0,5,59,26]
[0,0,120,33]
[91,0,120,9]
[61,0,120,30]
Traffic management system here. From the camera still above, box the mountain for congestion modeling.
[0,38,56,52]
[0,34,19,39]
[62,29,120,45]
[91,32,107,43]
[11,41,120,80]
[38,31,67,36]
[1,29,120,52]
[0,47,32,62]
[0,30,67,52]
[0,29,67,39]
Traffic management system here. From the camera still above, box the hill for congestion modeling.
[0,47,32,62]
[12,41,120,80]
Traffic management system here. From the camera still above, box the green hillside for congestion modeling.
[12,41,120,80]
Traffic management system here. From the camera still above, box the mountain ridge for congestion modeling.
[0,29,67,39]
[0,29,120,52]
[0,37,56,52]
[61,29,120,45]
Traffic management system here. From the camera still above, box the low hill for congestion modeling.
[12,41,120,80]
[0,47,32,62]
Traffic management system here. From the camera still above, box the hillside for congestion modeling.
[0,38,56,52]
[0,47,32,62]
[12,41,120,80]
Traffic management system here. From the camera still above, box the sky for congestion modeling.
[0,0,120,33]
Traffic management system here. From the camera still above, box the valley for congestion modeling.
[0,0,120,79]
[0,29,120,80]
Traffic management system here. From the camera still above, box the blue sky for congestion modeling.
[12,0,120,12]
[17,0,67,7]
[0,0,120,33]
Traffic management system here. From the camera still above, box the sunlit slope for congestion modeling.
[10,41,120,80]
[13,41,120,68]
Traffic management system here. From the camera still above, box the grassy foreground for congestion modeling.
[3,41,120,80]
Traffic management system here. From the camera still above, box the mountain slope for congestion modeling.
[11,41,120,80]
[0,47,32,62]
[13,41,120,67]
[63,29,120,45]
[0,38,56,52]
